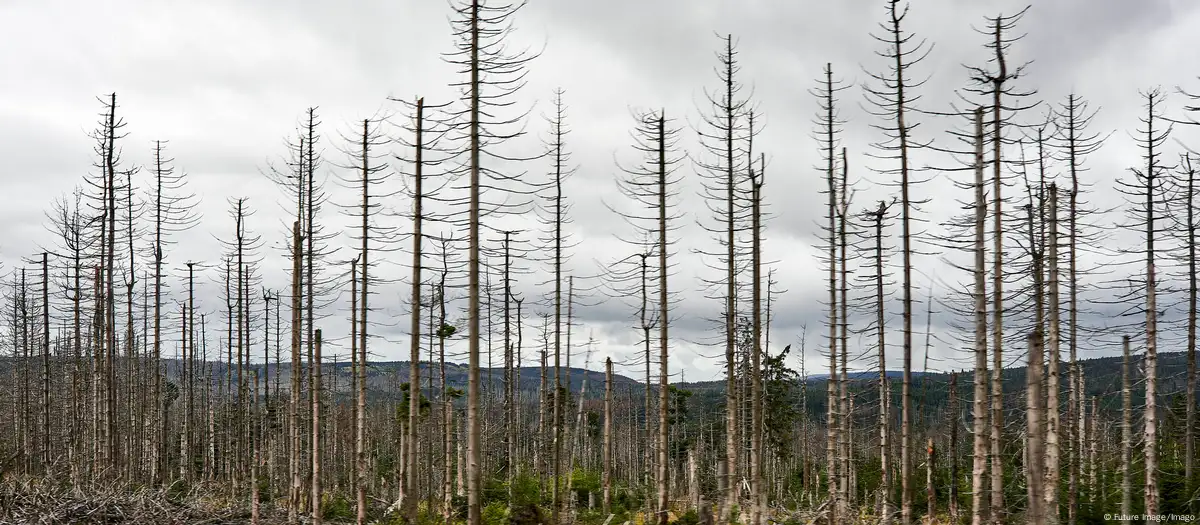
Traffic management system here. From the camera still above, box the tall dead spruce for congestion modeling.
[613,110,683,525]
[863,2,931,520]
[962,10,1036,523]
[1115,88,1171,517]
[694,34,752,522]
[443,1,537,522]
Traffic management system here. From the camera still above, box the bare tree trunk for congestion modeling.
[656,112,671,525]
[1025,332,1045,525]
[252,370,262,525]
[949,372,960,524]
[1186,156,1198,511]
[439,270,452,523]
[444,397,454,523]
[465,4,484,525]
[550,91,570,525]
[970,106,990,525]
[348,258,363,525]
[872,200,893,524]
[289,220,303,525]
[1045,180,1062,524]
[926,437,935,522]
[988,21,1009,525]
[1121,335,1132,518]
[357,116,372,525]
[836,148,851,520]
[1089,396,1098,509]
[312,329,323,525]
[502,231,515,505]
[822,62,841,523]
[720,35,741,525]
[41,252,51,473]
[538,318,548,489]
[604,357,613,515]
[1143,113,1162,518]
[750,150,766,525]
[404,99,425,521]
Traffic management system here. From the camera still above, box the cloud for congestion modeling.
[2,0,1199,384]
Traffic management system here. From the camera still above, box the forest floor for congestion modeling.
[0,478,344,525]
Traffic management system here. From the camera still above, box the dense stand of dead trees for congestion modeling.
[7,2,1200,525]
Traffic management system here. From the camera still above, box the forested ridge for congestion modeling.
[3,0,1200,524]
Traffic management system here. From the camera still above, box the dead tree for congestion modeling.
[1051,93,1106,523]
[864,2,934,519]
[860,199,895,523]
[962,11,1037,522]
[442,2,538,521]
[311,328,323,525]
[1115,88,1171,516]
[144,140,198,484]
[815,61,850,521]
[1121,335,1132,517]
[1025,331,1045,525]
[969,107,991,525]
[694,34,753,521]
[612,109,683,525]
[604,357,613,514]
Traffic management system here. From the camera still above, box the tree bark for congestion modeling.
[403,99,425,522]
[311,329,323,525]
[970,107,990,525]
[656,112,671,525]
[603,357,613,514]
[1121,335,1132,518]
[1025,332,1045,525]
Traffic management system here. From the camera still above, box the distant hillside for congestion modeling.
[147,351,1191,416]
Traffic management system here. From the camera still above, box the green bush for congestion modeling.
[482,501,509,525]
[482,472,542,508]
[672,509,699,525]
[323,493,355,520]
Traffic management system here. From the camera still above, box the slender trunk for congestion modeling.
[439,272,452,523]
[822,63,841,522]
[656,112,671,525]
[1121,335,1132,518]
[949,372,960,523]
[1143,104,1160,516]
[1186,159,1198,509]
[604,357,613,514]
[1045,182,1062,523]
[289,220,303,524]
[104,94,118,474]
[304,110,317,514]
[1089,396,1098,508]
[874,201,893,524]
[404,98,425,519]
[970,107,990,525]
[41,253,51,472]
[252,370,262,525]
[1064,96,1083,525]
[312,329,323,525]
[466,4,483,524]
[551,95,567,525]
[750,153,765,525]
[720,35,740,525]
[988,22,1009,525]
[1025,332,1045,525]
[836,149,851,519]
[926,437,935,521]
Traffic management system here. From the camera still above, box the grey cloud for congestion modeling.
[3,0,1200,384]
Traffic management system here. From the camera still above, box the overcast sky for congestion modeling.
[1,0,1198,383]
